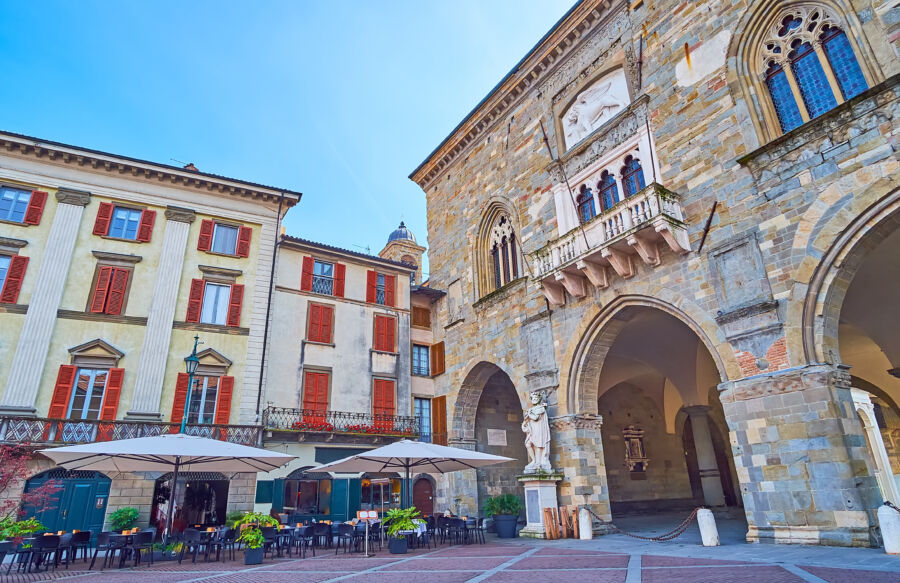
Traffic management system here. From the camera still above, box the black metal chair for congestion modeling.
[471,518,486,544]
[447,518,466,545]
[0,541,12,570]
[294,525,315,558]
[178,529,209,564]
[311,522,331,549]
[29,535,61,572]
[68,531,92,564]
[129,531,154,567]
[335,523,356,555]
[6,540,35,574]
[260,526,279,558]
[210,527,237,561]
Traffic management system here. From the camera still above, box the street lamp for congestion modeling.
[181,335,201,433]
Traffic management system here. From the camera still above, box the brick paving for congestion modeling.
[0,538,897,583]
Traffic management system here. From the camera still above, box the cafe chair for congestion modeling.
[6,540,35,574]
[260,526,279,558]
[29,535,61,572]
[294,525,315,558]
[129,531,155,567]
[312,522,331,549]
[68,531,92,564]
[178,529,209,564]
[210,527,237,561]
[335,523,356,555]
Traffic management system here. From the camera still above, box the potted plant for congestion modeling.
[484,494,522,539]
[109,507,140,531]
[234,511,278,565]
[384,506,420,554]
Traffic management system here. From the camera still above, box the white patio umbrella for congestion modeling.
[312,439,514,508]
[39,434,294,539]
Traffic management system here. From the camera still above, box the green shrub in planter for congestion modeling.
[234,512,279,565]
[0,517,43,543]
[384,507,421,554]
[484,495,522,538]
[109,507,140,531]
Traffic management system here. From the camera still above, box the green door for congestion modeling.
[23,470,110,536]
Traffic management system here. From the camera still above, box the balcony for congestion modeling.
[0,417,262,447]
[262,407,419,445]
[530,183,690,305]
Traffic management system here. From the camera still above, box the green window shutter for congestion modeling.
[255,480,274,504]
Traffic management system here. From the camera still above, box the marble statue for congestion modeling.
[522,390,552,473]
[562,71,628,149]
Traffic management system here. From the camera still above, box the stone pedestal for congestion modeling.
[517,472,563,538]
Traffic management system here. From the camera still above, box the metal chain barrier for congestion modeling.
[581,505,703,542]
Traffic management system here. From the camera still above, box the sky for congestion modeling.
[0,0,574,276]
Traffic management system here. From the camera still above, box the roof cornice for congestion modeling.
[281,235,416,273]
[0,130,302,207]
[409,0,625,190]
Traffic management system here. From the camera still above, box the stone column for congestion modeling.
[126,207,194,420]
[0,189,90,416]
[550,413,613,531]
[684,405,727,507]
[720,364,881,547]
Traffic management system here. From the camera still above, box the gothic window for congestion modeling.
[760,6,868,134]
[488,216,519,291]
[576,185,596,223]
[621,156,646,198]
[597,171,619,211]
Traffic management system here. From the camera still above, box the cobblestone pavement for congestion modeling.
[1,533,897,583]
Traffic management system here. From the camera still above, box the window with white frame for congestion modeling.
[312,260,334,295]
[414,397,431,443]
[0,186,31,223]
[211,223,239,255]
[200,282,231,325]
[187,375,220,424]
[67,368,108,421]
[108,206,142,240]
[0,255,10,291]
[412,344,430,376]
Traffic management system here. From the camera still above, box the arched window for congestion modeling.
[488,216,520,291]
[577,185,596,222]
[761,6,868,134]
[620,156,646,198]
[597,171,619,211]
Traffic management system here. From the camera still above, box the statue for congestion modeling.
[562,75,627,149]
[521,390,552,473]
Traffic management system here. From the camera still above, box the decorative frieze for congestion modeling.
[164,205,196,223]
[55,188,91,206]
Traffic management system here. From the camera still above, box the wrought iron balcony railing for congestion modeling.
[530,183,691,305]
[262,407,419,438]
[0,417,261,447]
[312,275,334,295]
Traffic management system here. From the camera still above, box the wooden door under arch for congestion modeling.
[412,478,434,515]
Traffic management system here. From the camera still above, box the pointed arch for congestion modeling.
[474,199,524,298]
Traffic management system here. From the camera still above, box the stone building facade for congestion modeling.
[411,0,900,546]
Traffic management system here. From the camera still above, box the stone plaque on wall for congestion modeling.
[487,429,507,446]
[707,232,773,313]
[520,312,558,392]
[526,489,540,524]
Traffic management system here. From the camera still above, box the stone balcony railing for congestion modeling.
[530,183,690,305]
[261,407,419,444]
[0,416,262,447]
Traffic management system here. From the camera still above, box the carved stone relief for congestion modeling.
[561,69,631,150]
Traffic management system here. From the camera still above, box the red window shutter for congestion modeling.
[0,255,29,304]
[104,268,129,315]
[214,376,234,424]
[333,263,346,297]
[197,219,214,251]
[307,304,321,341]
[303,371,329,424]
[23,190,47,225]
[48,365,78,419]
[374,315,386,351]
[373,379,395,429]
[321,305,333,343]
[93,202,114,236]
[99,368,124,421]
[186,279,205,323]
[385,316,395,352]
[136,209,156,242]
[236,226,252,257]
[226,284,244,327]
[385,275,396,307]
[301,256,314,292]
[90,266,114,313]
[171,373,191,426]
[366,270,377,303]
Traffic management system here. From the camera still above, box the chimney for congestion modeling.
[183,163,199,172]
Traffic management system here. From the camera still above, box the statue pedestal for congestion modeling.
[517,472,563,538]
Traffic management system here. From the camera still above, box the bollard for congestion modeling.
[579,507,592,540]
[878,504,900,554]
[697,508,720,546]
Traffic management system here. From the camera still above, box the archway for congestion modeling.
[150,471,228,534]
[412,475,435,515]
[577,305,742,518]
[22,469,110,535]
[830,218,900,502]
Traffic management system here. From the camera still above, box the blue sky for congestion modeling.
[0,0,573,275]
